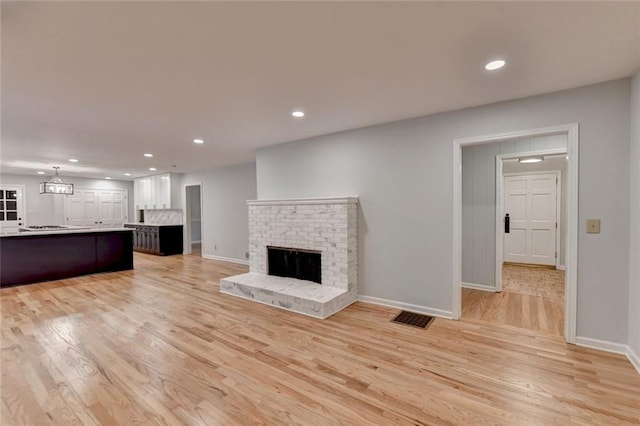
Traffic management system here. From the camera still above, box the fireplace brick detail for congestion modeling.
[220,197,358,319]
[248,198,358,292]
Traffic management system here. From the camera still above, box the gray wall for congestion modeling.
[0,173,134,225]
[257,78,631,345]
[629,68,640,360]
[462,135,567,287]
[182,163,256,262]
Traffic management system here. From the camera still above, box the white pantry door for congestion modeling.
[503,173,558,266]
[66,189,126,227]
[67,189,98,226]
[98,190,126,227]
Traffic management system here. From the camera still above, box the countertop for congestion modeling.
[0,227,133,238]
[124,223,183,227]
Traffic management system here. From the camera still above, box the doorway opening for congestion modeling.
[461,146,567,337]
[453,124,578,343]
[184,184,202,256]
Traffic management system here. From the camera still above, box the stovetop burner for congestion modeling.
[25,225,68,229]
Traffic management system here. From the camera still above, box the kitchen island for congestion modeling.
[0,228,134,287]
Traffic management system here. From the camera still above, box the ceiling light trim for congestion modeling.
[485,59,506,71]
[518,156,544,164]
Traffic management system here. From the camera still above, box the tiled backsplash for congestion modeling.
[144,209,182,225]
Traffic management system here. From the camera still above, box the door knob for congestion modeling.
[504,213,510,233]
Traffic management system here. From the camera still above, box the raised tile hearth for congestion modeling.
[220,197,358,319]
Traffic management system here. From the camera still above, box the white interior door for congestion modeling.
[0,186,25,233]
[66,188,126,228]
[503,173,558,266]
[99,190,125,227]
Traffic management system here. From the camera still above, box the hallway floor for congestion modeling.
[190,242,202,256]
[462,264,565,337]
[502,263,565,298]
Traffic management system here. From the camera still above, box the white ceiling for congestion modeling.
[2,1,639,180]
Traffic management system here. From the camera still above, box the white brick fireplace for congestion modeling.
[220,197,358,318]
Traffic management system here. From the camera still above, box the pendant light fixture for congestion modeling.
[40,167,74,195]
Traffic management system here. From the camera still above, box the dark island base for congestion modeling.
[124,224,183,256]
[0,230,134,288]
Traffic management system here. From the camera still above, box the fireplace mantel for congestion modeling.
[247,196,358,206]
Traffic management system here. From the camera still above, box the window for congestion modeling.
[0,190,18,221]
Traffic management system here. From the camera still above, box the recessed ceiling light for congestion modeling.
[105,177,112,180]
[291,111,305,118]
[485,59,506,71]
[124,172,132,176]
[519,157,544,164]
[68,158,79,163]
[193,139,204,144]
[149,167,157,171]
[37,171,45,175]
[144,153,153,157]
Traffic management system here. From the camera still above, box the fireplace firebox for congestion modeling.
[267,246,321,284]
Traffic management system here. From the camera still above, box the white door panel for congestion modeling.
[66,189,127,228]
[504,173,557,266]
[531,229,554,257]
[67,199,85,226]
[505,228,527,257]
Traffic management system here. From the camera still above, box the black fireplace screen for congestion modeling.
[267,246,321,284]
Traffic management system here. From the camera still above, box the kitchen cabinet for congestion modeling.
[134,173,182,210]
[124,224,183,256]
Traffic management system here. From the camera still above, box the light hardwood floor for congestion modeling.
[462,264,565,336]
[462,288,564,336]
[2,253,639,425]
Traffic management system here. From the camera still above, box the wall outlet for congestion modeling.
[214,245,217,250]
[245,252,250,259]
[586,219,600,234]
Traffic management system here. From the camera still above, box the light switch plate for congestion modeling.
[586,219,600,234]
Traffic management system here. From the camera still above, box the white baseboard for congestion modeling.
[202,254,249,266]
[191,240,202,244]
[575,336,628,354]
[357,295,452,319]
[627,346,640,375]
[557,265,566,271]
[461,282,497,292]
[575,337,640,376]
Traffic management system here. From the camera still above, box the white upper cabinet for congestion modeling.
[134,173,182,210]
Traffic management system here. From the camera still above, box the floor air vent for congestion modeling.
[391,311,435,329]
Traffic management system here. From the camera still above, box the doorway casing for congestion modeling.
[452,123,579,344]
[183,183,203,255]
